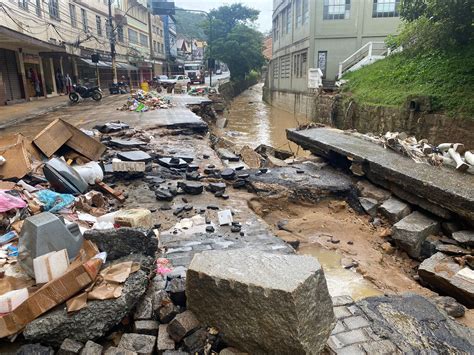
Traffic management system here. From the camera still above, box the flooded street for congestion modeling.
[223,84,310,156]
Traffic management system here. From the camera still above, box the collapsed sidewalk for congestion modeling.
[0,90,472,354]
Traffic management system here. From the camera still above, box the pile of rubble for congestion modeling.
[187,86,217,97]
[357,131,474,173]
[117,90,174,112]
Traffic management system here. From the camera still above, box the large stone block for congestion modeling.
[392,211,439,259]
[186,248,335,354]
[378,197,411,224]
[418,252,474,308]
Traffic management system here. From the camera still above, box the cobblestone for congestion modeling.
[333,306,352,319]
[332,295,354,307]
[361,340,398,354]
[342,316,370,330]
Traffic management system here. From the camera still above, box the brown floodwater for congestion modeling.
[223,83,310,156]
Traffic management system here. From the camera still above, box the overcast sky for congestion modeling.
[174,0,274,33]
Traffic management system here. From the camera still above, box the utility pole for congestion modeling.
[108,0,117,84]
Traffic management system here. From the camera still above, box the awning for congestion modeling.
[78,59,137,71]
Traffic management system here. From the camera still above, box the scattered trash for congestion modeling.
[217,210,233,226]
[43,158,88,194]
[72,162,104,185]
[115,209,153,229]
[0,191,27,212]
[36,190,75,213]
[118,90,173,112]
[112,159,146,172]
[33,249,69,284]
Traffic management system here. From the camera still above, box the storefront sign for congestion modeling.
[23,53,40,64]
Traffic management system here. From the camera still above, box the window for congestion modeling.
[303,0,309,24]
[117,25,124,42]
[324,0,350,20]
[272,60,279,79]
[293,51,308,78]
[81,9,88,32]
[128,28,139,44]
[139,33,148,46]
[36,0,42,17]
[96,16,102,36]
[285,5,292,34]
[18,0,28,11]
[295,0,302,27]
[49,0,59,20]
[69,4,77,28]
[280,55,291,78]
[273,17,279,41]
[160,29,163,36]
[373,0,400,17]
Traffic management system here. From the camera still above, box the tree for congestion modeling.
[174,9,207,40]
[203,4,265,80]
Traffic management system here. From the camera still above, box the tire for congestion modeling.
[69,92,79,103]
[92,91,102,101]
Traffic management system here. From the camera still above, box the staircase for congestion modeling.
[338,42,389,79]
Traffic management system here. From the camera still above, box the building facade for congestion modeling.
[0,0,167,105]
[267,0,400,114]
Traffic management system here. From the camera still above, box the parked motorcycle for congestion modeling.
[69,84,102,103]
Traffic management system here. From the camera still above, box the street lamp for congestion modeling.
[150,1,214,86]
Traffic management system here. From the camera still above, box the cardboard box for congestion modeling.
[33,119,72,157]
[0,134,32,179]
[33,249,69,284]
[61,120,106,161]
[115,209,153,228]
[0,256,102,338]
[0,288,29,314]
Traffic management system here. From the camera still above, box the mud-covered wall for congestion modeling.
[219,77,259,102]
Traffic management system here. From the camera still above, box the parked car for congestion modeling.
[160,75,190,88]
[156,75,169,84]
[216,68,222,75]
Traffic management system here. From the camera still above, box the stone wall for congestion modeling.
[265,88,474,149]
[219,77,259,102]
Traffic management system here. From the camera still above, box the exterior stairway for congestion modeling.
[337,42,390,79]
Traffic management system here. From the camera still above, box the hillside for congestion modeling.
[342,46,474,118]
[174,10,207,40]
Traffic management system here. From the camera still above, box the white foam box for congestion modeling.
[218,210,233,226]
[0,288,29,313]
[112,159,146,172]
[33,249,69,284]
[114,209,153,228]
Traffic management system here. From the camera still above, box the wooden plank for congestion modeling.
[33,119,72,157]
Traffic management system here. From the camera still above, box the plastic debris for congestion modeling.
[36,190,75,213]
[0,191,27,213]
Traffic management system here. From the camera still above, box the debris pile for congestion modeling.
[188,86,217,96]
[357,131,474,173]
[117,90,174,112]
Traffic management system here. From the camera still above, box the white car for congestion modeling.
[161,75,190,87]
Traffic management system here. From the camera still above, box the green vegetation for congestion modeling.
[342,46,474,116]
[174,9,207,40]
[343,0,474,117]
[204,4,266,80]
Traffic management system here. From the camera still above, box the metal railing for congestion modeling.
[338,41,387,79]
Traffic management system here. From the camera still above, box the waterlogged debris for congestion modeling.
[112,159,146,173]
[217,210,233,226]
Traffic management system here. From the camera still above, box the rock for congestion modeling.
[239,146,261,169]
[451,230,474,247]
[341,257,359,269]
[185,171,200,181]
[381,242,395,254]
[118,334,156,355]
[221,168,236,180]
[206,225,215,233]
[182,327,208,353]
[157,325,175,352]
[232,179,246,189]
[392,211,440,259]
[230,224,241,233]
[442,222,461,236]
[16,344,54,355]
[186,248,334,354]
[358,197,379,217]
[207,182,226,193]
[432,296,466,318]
[133,320,160,335]
[118,151,152,162]
[328,200,347,213]
[217,148,240,162]
[178,182,203,195]
[378,197,411,224]
[166,278,186,307]
[103,347,137,355]
[158,302,179,324]
[167,310,201,342]
[219,348,248,355]
[436,244,471,255]
[80,341,103,355]
[135,276,166,321]
[155,188,175,201]
[24,257,151,346]
[418,252,474,308]
[263,155,287,168]
[356,180,391,202]
[255,144,293,161]
[58,338,84,355]
[420,235,442,259]
[356,294,474,353]
[84,228,157,260]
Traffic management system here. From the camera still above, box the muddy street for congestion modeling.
[0,85,472,354]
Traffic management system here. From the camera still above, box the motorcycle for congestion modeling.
[69,84,102,103]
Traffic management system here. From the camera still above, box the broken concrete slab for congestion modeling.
[239,146,261,169]
[358,197,379,217]
[109,138,148,148]
[255,144,293,161]
[23,256,151,346]
[118,151,152,162]
[392,211,440,259]
[287,127,474,223]
[118,334,156,355]
[84,228,157,260]
[144,107,208,133]
[378,197,411,224]
[418,252,474,308]
[451,230,474,247]
[356,294,474,353]
[356,181,391,203]
[186,248,335,354]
